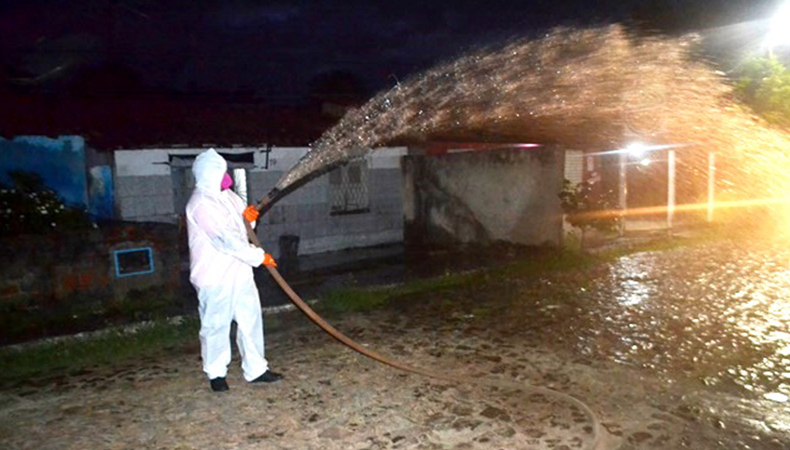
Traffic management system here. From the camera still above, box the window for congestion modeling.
[329,159,369,215]
[114,247,155,277]
[564,150,584,186]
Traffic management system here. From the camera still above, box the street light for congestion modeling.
[765,1,790,55]
[626,142,648,159]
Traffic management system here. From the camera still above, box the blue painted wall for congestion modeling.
[0,136,88,208]
[88,165,114,220]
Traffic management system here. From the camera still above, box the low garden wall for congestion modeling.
[0,223,185,345]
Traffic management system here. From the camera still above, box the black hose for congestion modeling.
[244,189,605,450]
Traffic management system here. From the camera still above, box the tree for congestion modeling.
[559,179,619,248]
[734,55,790,127]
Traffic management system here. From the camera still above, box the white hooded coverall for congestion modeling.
[186,149,269,381]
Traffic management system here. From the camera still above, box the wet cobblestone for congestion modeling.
[1,239,789,449]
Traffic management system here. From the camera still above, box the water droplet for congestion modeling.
[764,392,789,403]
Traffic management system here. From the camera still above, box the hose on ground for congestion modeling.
[244,192,605,450]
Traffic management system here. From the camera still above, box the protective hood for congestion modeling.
[193,149,227,194]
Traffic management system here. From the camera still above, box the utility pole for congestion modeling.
[618,150,627,237]
[707,152,716,223]
[667,150,676,233]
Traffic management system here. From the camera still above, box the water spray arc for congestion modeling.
[238,22,790,449]
[274,25,790,225]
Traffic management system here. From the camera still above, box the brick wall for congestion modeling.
[0,223,182,304]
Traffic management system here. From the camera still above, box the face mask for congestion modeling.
[221,173,233,190]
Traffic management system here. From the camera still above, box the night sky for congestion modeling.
[0,0,782,103]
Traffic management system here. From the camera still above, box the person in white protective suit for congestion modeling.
[186,149,282,392]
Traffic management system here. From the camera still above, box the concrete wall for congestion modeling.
[403,147,564,248]
[113,146,406,257]
[114,149,179,223]
[0,135,88,208]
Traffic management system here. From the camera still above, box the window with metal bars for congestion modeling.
[329,160,369,215]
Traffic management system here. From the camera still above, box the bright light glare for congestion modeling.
[626,142,648,158]
[766,1,790,49]
[640,158,651,166]
[570,196,790,220]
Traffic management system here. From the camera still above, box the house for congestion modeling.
[0,132,577,255]
[113,145,407,257]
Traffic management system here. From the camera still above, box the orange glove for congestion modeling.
[242,206,259,223]
[262,254,277,267]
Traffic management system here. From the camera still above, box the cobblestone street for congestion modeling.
[2,240,790,449]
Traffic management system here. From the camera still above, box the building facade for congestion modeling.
[113,146,407,257]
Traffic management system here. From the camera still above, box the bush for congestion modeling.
[106,288,175,322]
[559,179,619,246]
[0,171,92,236]
[734,55,790,127]
[0,288,181,346]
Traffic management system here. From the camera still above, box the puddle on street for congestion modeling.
[505,240,790,403]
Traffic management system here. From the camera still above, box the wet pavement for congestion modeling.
[2,238,790,449]
[577,242,790,401]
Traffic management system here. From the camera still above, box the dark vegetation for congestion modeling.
[0,287,185,346]
[0,171,92,236]
[734,55,790,128]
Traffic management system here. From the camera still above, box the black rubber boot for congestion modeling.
[210,377,229,392]
[250,370,283,383]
